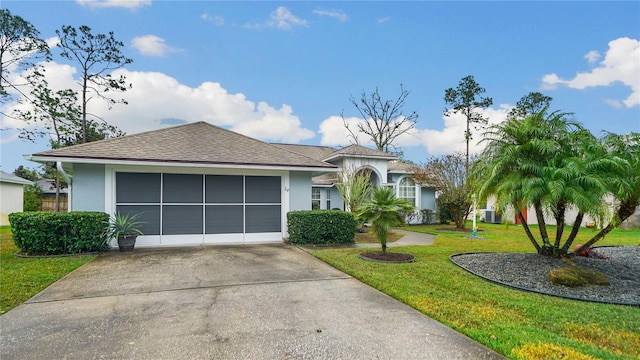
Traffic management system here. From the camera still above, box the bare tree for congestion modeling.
[342,84,418,155]
[56,25,133,143]
[412,152,472,229]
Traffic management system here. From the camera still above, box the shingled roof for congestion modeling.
[323,144,398,162]
[271,144,337,162]
[29,122,336,170]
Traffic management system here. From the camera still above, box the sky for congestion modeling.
[1,0,639,174]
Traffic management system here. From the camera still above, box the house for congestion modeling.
[36,179,69,212]
[25,122,436,247]
[0,171,33,226]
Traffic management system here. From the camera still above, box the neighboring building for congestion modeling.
[0,171,33,226]
[36,179,69,212]
[478,195,639,229]
[25,122,436,247]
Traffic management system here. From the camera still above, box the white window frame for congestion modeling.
[312,188,321,210]
[398,176,416,207]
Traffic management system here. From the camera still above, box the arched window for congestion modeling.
[398,177,415,206]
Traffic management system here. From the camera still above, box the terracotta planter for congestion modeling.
[117,235,138,252]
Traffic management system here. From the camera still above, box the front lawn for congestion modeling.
[309,223,640,360]
[0,226,94,314]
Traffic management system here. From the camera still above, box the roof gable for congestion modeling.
[30,122,336,170]
[323,144,398,162]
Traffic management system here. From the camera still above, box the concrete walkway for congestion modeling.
[354,228,436,248]
[0,243,503,359]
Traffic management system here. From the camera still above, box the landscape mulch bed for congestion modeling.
[360,251,415,263]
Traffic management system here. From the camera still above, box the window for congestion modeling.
[312,188,321,210]
[326,189,331,210]
[398,177,416,207]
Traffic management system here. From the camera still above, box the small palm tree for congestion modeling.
[357,187,415,253]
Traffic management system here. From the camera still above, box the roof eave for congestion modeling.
[322,153,397,163]
[25,155,339,173]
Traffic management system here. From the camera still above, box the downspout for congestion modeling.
[57,162,72,212]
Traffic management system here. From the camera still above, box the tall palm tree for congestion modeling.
[357,186,414,254]
[472,107,617,257]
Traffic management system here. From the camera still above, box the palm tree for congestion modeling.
[357,186,414,253]
[472,107,617,257]
[574,132,640,255]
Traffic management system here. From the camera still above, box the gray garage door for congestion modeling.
[115,172,282,245]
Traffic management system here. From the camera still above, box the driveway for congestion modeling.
[0,244,504,359]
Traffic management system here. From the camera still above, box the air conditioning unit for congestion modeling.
[484,210,502,224]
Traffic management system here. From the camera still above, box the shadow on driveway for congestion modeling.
[1,244,504,359]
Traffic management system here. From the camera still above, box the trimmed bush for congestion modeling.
[9,212,110,255]
[287,210,357,245]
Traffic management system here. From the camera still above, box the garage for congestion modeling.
[115,172,282,246]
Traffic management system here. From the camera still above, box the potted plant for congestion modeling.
[106,212,144,252]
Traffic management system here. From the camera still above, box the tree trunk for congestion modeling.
[518,210,541,252]
[533,202,551,248]
[573,200,638,257]
[554,201,566,249]
[55,179,60,212]
[561,212,584,255]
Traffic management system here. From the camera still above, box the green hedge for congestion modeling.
[8,212,110,255]
[287,210,357,245]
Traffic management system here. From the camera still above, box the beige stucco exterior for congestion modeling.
[1,181,26,226]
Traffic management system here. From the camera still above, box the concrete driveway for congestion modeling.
[0,244,504,359]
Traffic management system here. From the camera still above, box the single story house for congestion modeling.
[0,171,33,226]
[26,122,435,247]
[36,179,69,212]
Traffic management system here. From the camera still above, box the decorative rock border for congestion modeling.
[450,247,639,307]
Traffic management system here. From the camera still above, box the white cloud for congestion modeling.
[313,9,348,22]
[542,37,640,107]
[131,35,179,57]
[318,106,511,156]
[201,13,224,26]
[584,50,601,63]
[377,17,390,24]
[75,0,151,9]
[247,7,307,30]
[0,62,316,144]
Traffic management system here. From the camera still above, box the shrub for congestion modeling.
[420,209,435,224]
[8,212,110,255]
[287,210,357,245]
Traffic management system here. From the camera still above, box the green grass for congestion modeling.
[0,226,94,315]
[309,223,640,360]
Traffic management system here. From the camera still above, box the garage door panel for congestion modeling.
[245,176,280,203]
[162,205,203,235]
[205,205,243,234]
[206,175,243,203]
[116,173,160,203]
[116,205,160,236]
[163,174,203,203]
[246,205,281,233]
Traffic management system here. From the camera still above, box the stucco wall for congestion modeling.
[289,171,312,211]
[72,163,106,212]
[0,182,25,226]
[420,188,436,210]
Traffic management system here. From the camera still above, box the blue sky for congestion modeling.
[2,0,639,173]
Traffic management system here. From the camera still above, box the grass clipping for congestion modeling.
[549,267,610,287]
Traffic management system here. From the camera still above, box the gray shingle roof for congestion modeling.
[0,171,33,185]
[324,144,397,161]
[271,144,337,162]
[30,122,336,170]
